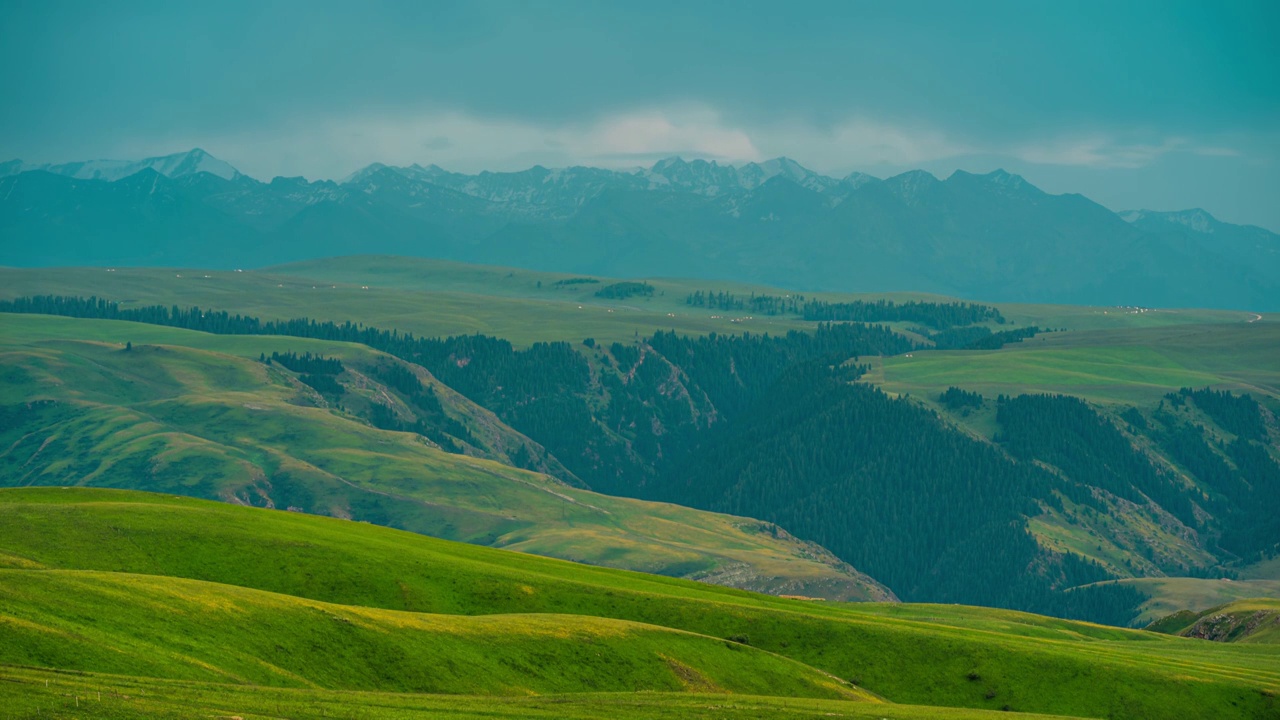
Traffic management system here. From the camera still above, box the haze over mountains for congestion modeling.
[2,149,1276,310]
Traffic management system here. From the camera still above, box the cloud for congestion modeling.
[581,109,760,164]
[106,104,1244,181]
[1009,136,1241,169]
[753,118,973,171]
[112,106,760,180]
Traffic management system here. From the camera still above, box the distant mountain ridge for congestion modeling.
[1,148,240,182]
[2,149,1276,309]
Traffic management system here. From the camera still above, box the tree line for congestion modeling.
[801,298,1004,329]
[929,325,1041,350]
[685,290,805,316]
[595,281,654,299]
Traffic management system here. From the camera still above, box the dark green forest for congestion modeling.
[685,290,805,315]
[595,281,654,299]
[801,299,1005,328]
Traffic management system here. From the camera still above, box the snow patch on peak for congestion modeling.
[1168,209,1217,233]
[985,168,1027,187]
[0,159,24,178]
[341,163,388,185]
[17,149,242,182]
[146,149,241,181]
[841,172,879,189]
[1123,208,1219,233]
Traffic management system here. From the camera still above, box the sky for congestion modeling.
[2,0,1278,230]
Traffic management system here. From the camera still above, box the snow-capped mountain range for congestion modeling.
[1,148,241,183]
[1,148,1275,309]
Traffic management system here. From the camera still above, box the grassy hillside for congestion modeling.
[0,315,889,601]
[0,666,1091,720]
[869,319,1280,406]
[0,569,865,698]
[1147,599,1280,645]
[1115,578,1280,625]
[2,488,1277,720]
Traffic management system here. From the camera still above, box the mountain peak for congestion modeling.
[149,148,241,181]
[340,162,390,185]
[3,148,243,183]
[841,171,880,189]
[1122,208,1219,233]
[984,168,1027,186]
[884,169,940,200]
[651,156,690,172]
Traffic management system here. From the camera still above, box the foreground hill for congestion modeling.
[2,150,1276,309]
[0,314,889,601]
[1,488,1276,719]
[0,569,865,698]
[0,667,1093,720]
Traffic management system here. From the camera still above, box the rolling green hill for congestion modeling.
[0,569,865,698]
[870,318,1280,406]
[0,315,889,601]
[1,488,1277,720]
[0,665,1089,720]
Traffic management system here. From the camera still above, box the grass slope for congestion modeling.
[2,488,1277,720]
[0,666,1090,720]
[0,569,864,699]
[1116,579,1280,626]
[0,315,888,601]
[1147,599,1280,645]
[869,319,1280,406]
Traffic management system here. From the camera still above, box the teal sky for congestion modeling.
[2,0,1277,230]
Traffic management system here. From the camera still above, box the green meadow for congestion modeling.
[0,488,1276,720]
[0,666,1089,720]
[870,319,1280,406]
[0,255,1254,347]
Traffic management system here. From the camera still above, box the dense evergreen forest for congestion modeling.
[4,294,1277,625]
[939,386,984,410]
[267,350,344,375]
[677,293,1004,328]
[594,281,654,299]
[655,361,1139,621]
[802,299,1005,328]
[997,394,1280,565]
[685,290,804,316]
[929,325,1042,350]
[1168,387,1269,442]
